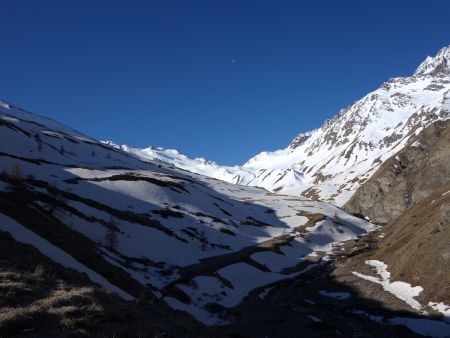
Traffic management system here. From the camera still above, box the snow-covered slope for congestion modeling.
[102,141,251,184]
[113,45,450,206]
[0,101,377,325]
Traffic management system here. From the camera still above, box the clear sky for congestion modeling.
[0,0,449,165]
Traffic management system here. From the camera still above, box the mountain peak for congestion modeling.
[288,130,316,149]
[414,45,450,76]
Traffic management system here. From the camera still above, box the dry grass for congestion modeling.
[0,231,217,337]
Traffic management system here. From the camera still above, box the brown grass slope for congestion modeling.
[0,231,218,338]
[344,119,450,304]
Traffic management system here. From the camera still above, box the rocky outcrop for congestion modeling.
[343,119,450,304]
[345,119,450,224]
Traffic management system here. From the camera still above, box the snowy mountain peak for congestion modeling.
[414,45,450,76]
[288,130,316,149]
[110,45,450,206]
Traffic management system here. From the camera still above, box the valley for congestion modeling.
[0,45,449,337]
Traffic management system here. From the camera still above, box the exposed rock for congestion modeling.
[345,119,450,224]
[343,119,450,304]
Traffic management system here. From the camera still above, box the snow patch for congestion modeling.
[259,286,275,299]
[388,317,450,338]
[319,290,352,300]
[351,310,384,324]
[429,302,450,322]
[308,315,322,322]
[352,260,423,311]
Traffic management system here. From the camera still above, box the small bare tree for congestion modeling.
[10,163,22,180]
[198,230,208,251]
[45,182,68,217]
[4,163,24,192]
[34,132,43,151]
[104,217,119,251]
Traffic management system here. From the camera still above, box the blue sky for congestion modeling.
[0,0,449,165]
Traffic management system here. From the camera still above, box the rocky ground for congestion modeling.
[1,226,428,338]
[345,119,450,305]
[222,229,426,338]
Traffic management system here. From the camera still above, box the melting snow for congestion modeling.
[319,290,352,300]
[308,315,322,322]
[352,260,423,311]
[351,310,384,324]
[258,286,275,299]
[388,317,450,338]
[429,302,450,322]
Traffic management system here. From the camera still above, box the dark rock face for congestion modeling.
[289,131,314,149]
[345,119,450,224]
[344,119,450,303]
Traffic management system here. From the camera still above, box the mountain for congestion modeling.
[345,119,450,225]
[102,141,251,184]
[301,118,450,338]
[2,46,450,337]
[113,45,450,206]
[0,100,383,332]
[343,119,450,304]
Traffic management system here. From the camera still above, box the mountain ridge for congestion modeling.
[1,46,450,337]
[0,100,380,326]
[110,45,450,206]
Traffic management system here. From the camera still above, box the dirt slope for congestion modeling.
[344,119,450,305]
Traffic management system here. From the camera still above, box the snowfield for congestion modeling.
[0,100,377,325]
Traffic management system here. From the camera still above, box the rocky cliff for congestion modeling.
[345,119,450,224]
[343,119,450,304]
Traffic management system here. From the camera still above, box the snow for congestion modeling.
[319,290,352,300]
[258,286,275,299]
[388,317,450,338]
[0,115,19,123]
[351,310,384,324]
[176,263,299,314]
[308,315,322,322]
[0,213,134,301]
[429,302,450,322]
[0,95,380,325]
[219,263,290,307]
[0,181,10,191]
[351,310,450,336]
[0,115,376,323]
[0,46,447,326]
[352,260,423,311]
[111,46,450,206]
[351,261,450,335]
[164,296,226,326]
[251,250,304,273]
